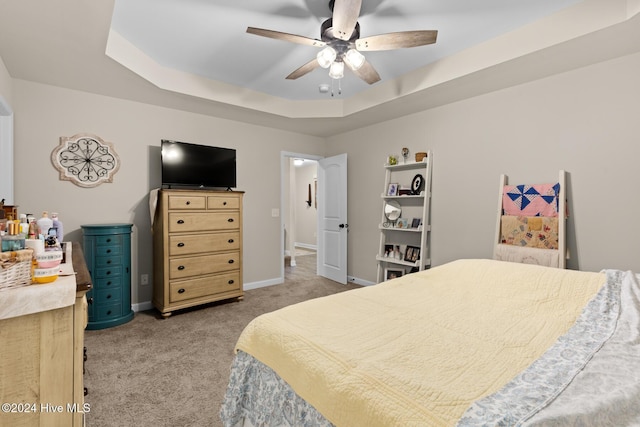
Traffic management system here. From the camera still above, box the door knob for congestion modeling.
[339,223,349,229]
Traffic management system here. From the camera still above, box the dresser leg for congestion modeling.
[160,312,172,319]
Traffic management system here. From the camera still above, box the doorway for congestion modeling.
[281,152,320,281]
[280,151,349,284]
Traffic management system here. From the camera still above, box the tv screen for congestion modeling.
[161,140,236,189]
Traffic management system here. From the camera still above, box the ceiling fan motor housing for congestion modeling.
[321,18,360,45]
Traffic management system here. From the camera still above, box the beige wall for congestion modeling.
[10,79,325,306]
[0,57,11,103]
[327,50,640,282]
[4,49,640,303]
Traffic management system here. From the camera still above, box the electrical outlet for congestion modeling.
[141,274,149,285]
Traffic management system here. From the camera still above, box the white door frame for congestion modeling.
[280,151,324,282]
[0,96,14,205]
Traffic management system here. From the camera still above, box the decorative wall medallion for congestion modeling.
[51,133,121,188]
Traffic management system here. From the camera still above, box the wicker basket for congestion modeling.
[415,152,428,162]
[0,249,34,290]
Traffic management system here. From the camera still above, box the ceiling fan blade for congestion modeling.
[356,30,438,51]
[346,60,381,85]
[247,27,325,47]
[332,0,362,41]
[286,58,321,80]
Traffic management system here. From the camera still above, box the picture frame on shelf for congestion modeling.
[404,246,421,263]
[385,268,404,280]
[393,245,403,260]
[383,244,394,258]
[411,218,421,228]
[396,218,409,229]
[387,183,399,196]
[411,174,424,195]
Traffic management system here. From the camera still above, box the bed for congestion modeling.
[220,259,640,426]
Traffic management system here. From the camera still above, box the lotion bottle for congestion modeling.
[36,211,53,238]
[51,212,64,242]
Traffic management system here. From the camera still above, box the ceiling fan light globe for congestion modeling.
[329,61,345,79]
[344,49,365,70]
[317,46,337,68]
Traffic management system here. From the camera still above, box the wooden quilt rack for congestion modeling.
[493,170,566,269]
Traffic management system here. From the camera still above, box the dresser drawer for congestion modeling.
[168,212,240,233]
[95,255,122,268]
[94,265,123,279]
[168,231,240,256]
[95,302,122,320]
[169,251,240,279]
[95,234,122,246]
[96,245,122,257]
[207,195,240,210]
[168,194,206,210]
[93,276,123,289]
[96,287,122,304]
[169,271,241,303]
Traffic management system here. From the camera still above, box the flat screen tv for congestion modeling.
[161,140,236,189]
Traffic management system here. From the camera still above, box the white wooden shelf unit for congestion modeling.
[376,151,433,283]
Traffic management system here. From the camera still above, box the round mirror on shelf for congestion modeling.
[383,200,402,227]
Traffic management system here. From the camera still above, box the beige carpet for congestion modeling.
[83,255,359,427]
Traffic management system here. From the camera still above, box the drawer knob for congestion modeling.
[228,279,234,285]
[107,260,112,264]
[228,259,234,264]
[107,249,111,254]
[227,218,234,223]
[106,281,112,286]
[106,271,111,275]
[177,219,185,224]
[106,294,111,299]
[178,288,185,294]
[106,238,112,243]
[178,265,185,270]
[223,201,227,205]
[186,201,191,205]
[87,297,94,304]
[107,310,112,315]
[228,239,234,243]
[177,242,185,247]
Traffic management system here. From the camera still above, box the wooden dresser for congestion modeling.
[152,189,244,318]
[0,242,91,427]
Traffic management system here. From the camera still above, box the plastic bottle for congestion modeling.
[51,212,64,242]
[19,214,29,235]
[36,211,53,238]
[28,219,37,240]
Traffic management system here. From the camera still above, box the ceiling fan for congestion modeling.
[246,0,438,85]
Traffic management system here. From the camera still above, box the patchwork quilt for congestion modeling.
[500,215,559,249]
[502,183,560,217]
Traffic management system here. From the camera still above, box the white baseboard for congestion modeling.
[348,276,376,286]
[132,301,153,312]
[133,276,372,311]
[294,242,317,251]
[243,277,283,291]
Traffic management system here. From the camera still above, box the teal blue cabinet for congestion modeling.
[82,223,134,330]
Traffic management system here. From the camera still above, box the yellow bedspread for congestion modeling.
[235,259,605,427]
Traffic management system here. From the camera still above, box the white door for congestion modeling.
[317,153,348,284]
